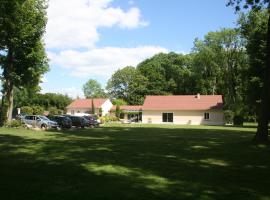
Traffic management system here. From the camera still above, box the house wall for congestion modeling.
[101,99,113,117]
[66,99,113,116]
[142,110,224,125]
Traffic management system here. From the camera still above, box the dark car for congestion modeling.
[83,116,100,128]
[67,115,87,128]
[48,115,72,129]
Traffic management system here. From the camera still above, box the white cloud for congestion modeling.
[45,0,148,49]
[48,46,168,78]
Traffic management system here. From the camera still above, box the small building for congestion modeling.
[111,105,143,122]
[66,98,113,116]
[142,95,224,125]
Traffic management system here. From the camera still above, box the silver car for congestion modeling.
[23,115,58,129]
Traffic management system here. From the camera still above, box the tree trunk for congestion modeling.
[6,84,14,122]
[254,11,270,143]
[4,48,14,123]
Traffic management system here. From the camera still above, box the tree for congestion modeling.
[192,28,248,113]
[106,66,147,105]
[137,52,196,95]
[228,0,270,143]
[0,0,49,122]
[83,79,106,98]
[91,98,95,114]
[112,99,127,106]
[238,10,268,121]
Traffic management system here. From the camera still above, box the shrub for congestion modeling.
[21,106,33,115]
[49,107,62,115]
[6,119,22,128]
[233,115,244,126]
[224,110,234,124]
[32,106,44,115]
[99,117,105,124]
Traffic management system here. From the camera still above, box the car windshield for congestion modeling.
[39,116,50,121]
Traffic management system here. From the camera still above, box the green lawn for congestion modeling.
[0,124,269,200]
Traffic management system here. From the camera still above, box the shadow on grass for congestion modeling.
[0,126,269,200]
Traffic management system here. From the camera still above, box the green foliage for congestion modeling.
[6,119,22,128]
[112,99,127,106]
[0,0,49,122]
[99,116,119,123]
[224,110,234,124]
[99,108,103,117]
[238,10,268,117]
[21,106,33,115]
[137,53,195,95]
[32,106,44,115]
[233,115,244,126]
[107,66,147,105]
[48,107,62,116]
[0,104,7,126]
[14,90,72,110]
[115,105,121,118]
[83,79,107,98]
[192,28,248,111]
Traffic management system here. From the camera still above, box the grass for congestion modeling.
[0,124,269,200]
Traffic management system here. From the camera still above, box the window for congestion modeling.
[162,113,173,123]
[204,113,210,120]
[71,110,74,115]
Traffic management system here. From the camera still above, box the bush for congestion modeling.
[6,119,22,128]
[32,106,44,115]
[49,107,62,115]
[233,115,244,126]
[21,106,33,115]
[224,110,234,124]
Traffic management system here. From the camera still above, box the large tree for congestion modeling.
[192,28,248,113]
[106,66,147,105]
[0,0,49,122]
[82,79,107,98]
[228,0,270,142]
[137,52,195,95]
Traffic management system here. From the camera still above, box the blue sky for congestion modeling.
[42,0,238,98]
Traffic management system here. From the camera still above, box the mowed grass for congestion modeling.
[0,124,269,200]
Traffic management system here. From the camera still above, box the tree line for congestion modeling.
[0,0,269,142]
[84,10,268,125]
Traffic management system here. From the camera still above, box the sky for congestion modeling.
[41,0,239,98]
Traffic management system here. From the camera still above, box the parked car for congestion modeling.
[23,115,58,129]
[66,115,88,128]
[83,116,100,128]
[48,115,72,129]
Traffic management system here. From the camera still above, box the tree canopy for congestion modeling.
[83,79,107,98]
[0,0,48,122]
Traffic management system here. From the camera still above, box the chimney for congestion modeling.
[196,93,200,99]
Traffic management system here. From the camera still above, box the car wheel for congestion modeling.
[41,124,47,130]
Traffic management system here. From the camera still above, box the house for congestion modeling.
[142,94,224,125]
[66,98,113,116]
[110,105,143,122]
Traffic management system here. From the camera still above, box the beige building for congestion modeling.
[142,95,224,125]
[66,98,113,117]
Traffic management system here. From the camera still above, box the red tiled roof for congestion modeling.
[142,95,223,110]
[67,99,107,109]
[111,105,143,111]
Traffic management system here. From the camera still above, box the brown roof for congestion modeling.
[142,95,223,111]
[111,105,143,111]
[67,99,107,109]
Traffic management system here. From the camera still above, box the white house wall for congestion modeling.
[142,110,224,125]
[101,99,113,116]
